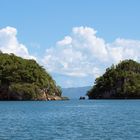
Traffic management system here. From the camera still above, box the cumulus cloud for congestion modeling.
[1,26,140,87]
[107,38,140,63]
[57,36,72,46]
[0,26,35,59]
[43,26,140,81]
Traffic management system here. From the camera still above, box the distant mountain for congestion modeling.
[62,86,91,99]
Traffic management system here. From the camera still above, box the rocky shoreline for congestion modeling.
[44,95,69,101]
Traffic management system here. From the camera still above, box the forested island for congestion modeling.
[0,52,65,100]
[87,60,140,99]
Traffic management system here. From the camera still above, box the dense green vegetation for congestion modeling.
[87,60,140,99]
[0,52,62,100]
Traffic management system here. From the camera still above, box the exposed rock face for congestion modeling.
[0,87,67,101]
[37,90,66,101]
[47,95,62,101]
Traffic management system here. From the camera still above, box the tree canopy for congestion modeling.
[87,60,140,99]
[0,53,61,100]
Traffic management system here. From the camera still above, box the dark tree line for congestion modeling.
[0,52,61,100]
[87,60,140,99]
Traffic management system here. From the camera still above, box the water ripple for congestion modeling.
[0,100,140,139]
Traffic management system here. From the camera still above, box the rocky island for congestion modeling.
[0,52,65,101]
[87,60,140,99]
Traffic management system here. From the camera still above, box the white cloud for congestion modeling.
[1,26,140,87]
[43,26,140,81]
[57,36,72,46]
[0,26,35,59]
[107,38,140,63]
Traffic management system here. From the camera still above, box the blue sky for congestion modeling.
[0,0,140,87]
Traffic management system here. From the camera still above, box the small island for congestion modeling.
[87,60,140,99]
[79,96,85,100]
[0,52,65,101]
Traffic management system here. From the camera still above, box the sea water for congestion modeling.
[0,100,140,140]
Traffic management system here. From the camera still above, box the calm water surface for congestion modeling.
[0,100,140,140]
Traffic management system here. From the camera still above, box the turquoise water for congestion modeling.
[0,100,140,140]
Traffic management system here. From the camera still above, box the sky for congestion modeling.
[0,0,140,87]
